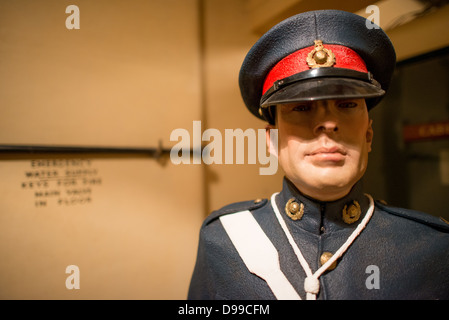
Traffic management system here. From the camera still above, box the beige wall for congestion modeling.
[0,0,202,146]
[0,158,203,299]
[202,0,284,212]
[0,0,204,299]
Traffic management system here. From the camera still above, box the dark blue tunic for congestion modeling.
[188,178,449,300]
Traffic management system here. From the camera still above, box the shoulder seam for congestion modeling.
[203,199,269,226]
[375,200,449,232]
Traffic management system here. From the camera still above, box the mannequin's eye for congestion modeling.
[292,104,311,112]
[337,101,358,108]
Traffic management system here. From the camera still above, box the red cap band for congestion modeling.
[262,44,368,95]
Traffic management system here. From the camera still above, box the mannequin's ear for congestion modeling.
[266,124,278,158]
[366,119,374,152]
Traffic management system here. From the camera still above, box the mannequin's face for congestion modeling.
[266,99,373,201]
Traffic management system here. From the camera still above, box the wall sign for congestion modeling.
[403,120,449,143]
[20,159,102,208]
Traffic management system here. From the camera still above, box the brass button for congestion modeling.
[320,252,337,271]
[342,200,361,224]
[285,198,304,221]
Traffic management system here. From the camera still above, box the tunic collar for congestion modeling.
[276,177,370,235]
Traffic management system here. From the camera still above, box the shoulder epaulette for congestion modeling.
[203,198,268,226]
[375,200,449,232]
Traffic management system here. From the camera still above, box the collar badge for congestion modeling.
[342,200,361,224]
[285,198,304,221]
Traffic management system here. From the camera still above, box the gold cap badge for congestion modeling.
[306,40,336,68]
